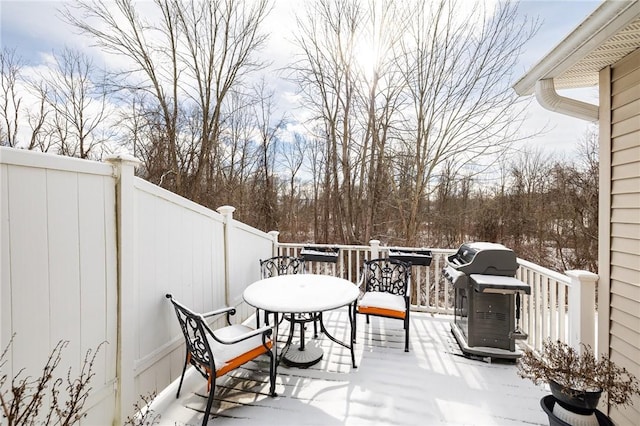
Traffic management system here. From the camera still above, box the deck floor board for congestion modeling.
[153,310,549,425]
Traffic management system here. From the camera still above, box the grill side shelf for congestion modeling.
[469,274,531,294]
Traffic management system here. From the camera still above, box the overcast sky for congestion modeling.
[1,0,602,158]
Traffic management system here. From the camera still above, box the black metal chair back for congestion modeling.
[361,258,411,296]
[260,255,305,278]
[167,296,215,380]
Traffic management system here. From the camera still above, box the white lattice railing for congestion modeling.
[276,239,598,353]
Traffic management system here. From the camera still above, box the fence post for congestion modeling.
[216,206,235,307]
[105,153,140,424]
[565,270,599,354]
[268,231,280,257]
[370,239,380,259]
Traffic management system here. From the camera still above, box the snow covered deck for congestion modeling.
[152,310,549,425]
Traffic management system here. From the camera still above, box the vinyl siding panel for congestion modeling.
[611,83,640,109]
[611,222,640,237]
[611,97,640,122]
[609,236,640,256]
[608,47,640,426]
[611,193,640,208]
[611,66,640,96]
[612,131,640,151]
[610,309,640,335]
[610,207,640,223]
[611,176,640,193]
[611,145,640,165]
[611,114,640,137]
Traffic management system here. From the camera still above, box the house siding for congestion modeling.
[607,47,640,426]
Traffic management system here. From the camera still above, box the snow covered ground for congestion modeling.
[152,309,549,425]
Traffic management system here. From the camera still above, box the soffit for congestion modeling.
[554,16,640,89]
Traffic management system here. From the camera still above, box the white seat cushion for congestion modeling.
[359,292,405,311]
[207,324,269,367]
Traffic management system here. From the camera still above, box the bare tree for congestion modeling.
[35,48,109,159]
[62,0,272,201]
[252,78,286,231]
[290,0,537,245]
[396,0,538,244]
[0,48,23,147]
[25,81,53,152]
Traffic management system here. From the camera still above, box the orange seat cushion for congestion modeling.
[216,340,272,377]
[358,305,405,319]
[358,291,406,319]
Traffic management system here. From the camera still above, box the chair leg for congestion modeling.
[176,351,189,398]
[404,314,410,352]
[353,307,358,344]
[267,346,277,396]
[202,374,216,426]
[313,313,319,338]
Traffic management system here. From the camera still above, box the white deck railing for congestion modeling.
[277,240,598,353]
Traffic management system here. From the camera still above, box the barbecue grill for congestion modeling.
[443,242,530,360]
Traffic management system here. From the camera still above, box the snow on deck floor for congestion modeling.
[153,309,549,425]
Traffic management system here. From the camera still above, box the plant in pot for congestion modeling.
[518,339,640,426]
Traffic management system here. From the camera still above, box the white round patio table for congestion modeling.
[243,274,359,368]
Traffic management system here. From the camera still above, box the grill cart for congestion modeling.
[443,242,530,360]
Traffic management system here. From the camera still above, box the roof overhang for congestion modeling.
[513,1,640,97]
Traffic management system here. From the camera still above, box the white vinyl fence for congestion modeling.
[0,147,275,424]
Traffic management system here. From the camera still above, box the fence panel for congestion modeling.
[226,219,273,308]
[0,147,118,423]
[131,177,227,407]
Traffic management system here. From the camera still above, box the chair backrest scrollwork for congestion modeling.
[362,258,411,296]
[167,296,215,377]
[260,255,306,278]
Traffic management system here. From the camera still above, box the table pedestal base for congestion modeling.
[282,340,323,368]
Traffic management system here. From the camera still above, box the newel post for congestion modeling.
[268,231,280,257]
[370,240,381,259]
[105,153,140,424]
[217,206,235,307]
[565,270,599,353]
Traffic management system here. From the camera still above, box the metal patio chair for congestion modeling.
[166,294,276,425]
[356,258,412,352]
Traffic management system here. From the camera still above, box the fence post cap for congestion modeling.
[105,152,140,166]
[565,270,599,283]
[216,205,236,215]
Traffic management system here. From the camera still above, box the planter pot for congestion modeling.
[541,395,613,426]
[548,380,602,414]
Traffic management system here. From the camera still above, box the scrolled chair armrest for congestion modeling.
[166,293,236,323]
[201,306,236,318]
[210,324,275,345]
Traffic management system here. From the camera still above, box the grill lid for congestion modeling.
[446,242,518,276]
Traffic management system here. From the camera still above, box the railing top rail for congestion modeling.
[517,258,570,284]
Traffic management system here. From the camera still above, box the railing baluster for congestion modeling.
[550,279,558,342]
